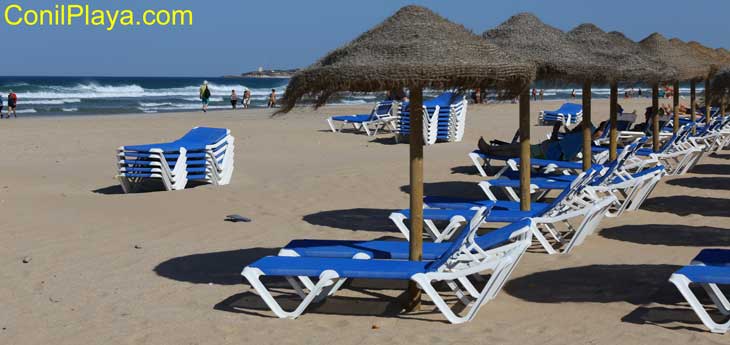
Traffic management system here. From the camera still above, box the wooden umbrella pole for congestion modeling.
[705,78,712,125]
[652,83,660,152]
[673,81,680,133]
[690,80,697,131]
[519,88,531,212]
[609,82,618,161]
[406,86,424,311]
[582,81,592,170]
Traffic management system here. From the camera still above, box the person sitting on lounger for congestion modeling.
[477,121,603,160]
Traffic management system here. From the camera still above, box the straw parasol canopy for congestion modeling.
[566,24,673,83]
[669,38,719,77]
[640,33,709,81]
[277,5,536,113]
[687,41,728,69]
[709,68,730,96]
[482,13,598,84]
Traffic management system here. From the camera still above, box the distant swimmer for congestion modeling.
[200,81,211,112]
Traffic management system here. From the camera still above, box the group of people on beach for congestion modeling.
[0,90,18,119]
[198,81,278,112]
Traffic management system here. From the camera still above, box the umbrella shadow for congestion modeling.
[666,177,730,191]
[399,181,486,199]
[709,153,730,160]
[450,165,503,176]
[215,285,455,322]
[688,164,730,176]
[640,196,730,217]
[504,264,684,305]
[368,136,403,146]
[600,224,730,246]
[154,247,278,285]
[302,208,398,232]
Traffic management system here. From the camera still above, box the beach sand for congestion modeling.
[1,99,728,344]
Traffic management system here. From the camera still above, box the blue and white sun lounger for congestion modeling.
[326,101,397,136]
[117,127,235,192]
[669,249,730,333]
[539,103,583,125]
[242,218,533,324]
[397,92,468,145]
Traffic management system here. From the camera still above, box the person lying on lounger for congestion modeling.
[477,121,604,160]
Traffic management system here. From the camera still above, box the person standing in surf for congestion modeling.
[199,81,211,112]
[7,90,17,118]
[267,89,277,108]
[0,94,4,118]
[230,90,238,109]
[242,89,251,109]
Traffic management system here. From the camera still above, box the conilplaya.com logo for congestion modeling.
[2,3,193,31]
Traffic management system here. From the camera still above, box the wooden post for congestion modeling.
[652,83,660,152]
[582,81,592,170]
[705,78,712,125]
[721,96,727,118]
[690,80,697,128]
[519,89,531,212]
[406,87,423,311]
[673,81,680,133]
[609,82,618,161]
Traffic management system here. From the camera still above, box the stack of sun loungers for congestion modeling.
[538,103,583,125]
[397,92,468,145]
[117,127,235,193]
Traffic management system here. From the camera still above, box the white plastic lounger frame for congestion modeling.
[242,220,533,324]
[117,147,188,193]
[669,255,730,334]
[389,207,488,243]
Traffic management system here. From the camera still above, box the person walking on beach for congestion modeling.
[570,89,576,99]
[267,89,277,108]
[242,89,251,109]
[0,94,4,119]
[539,89,544,101]
[230,90,238,109]
[7,90,17,118]
[531,88,537,101]
[199,81,211,112]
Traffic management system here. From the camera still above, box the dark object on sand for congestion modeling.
[225,214,252,223]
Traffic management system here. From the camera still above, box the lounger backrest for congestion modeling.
[372,101,394,119]
[473,219,532,251]
[424,207,488,272]
[557,103,582,115]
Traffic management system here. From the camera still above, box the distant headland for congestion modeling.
[223,68,299,79]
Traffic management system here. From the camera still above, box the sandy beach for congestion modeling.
[1,98,729,344]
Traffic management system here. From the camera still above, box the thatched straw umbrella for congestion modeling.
[605,30,677,154]
[671,38,720,124]
[277,5,535,308]
[710,68,730,116]
[566,24,675,152]
[641,33,712,133]
[483,13,605,170]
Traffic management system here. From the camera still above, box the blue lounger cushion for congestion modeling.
[282,219,529,260]
[674,266,730,284]
[123,127,229,152]
[250,256,432,279]
[330,114,373,122]
[397,208,479,221]
[692,249,730,266]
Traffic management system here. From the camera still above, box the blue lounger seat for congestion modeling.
[326,101,396,136]
[242,218,533,324]
[669,249,730,333]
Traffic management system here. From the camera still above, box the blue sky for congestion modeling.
[2,0,729,76]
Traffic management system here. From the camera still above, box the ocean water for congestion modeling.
[0,76,706,116]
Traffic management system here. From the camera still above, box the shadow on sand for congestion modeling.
[154,247,279,285]
[302,208,398,232]
[399,181,486,199]
[709,153,730,160]
[93,180,210,195]
[666,177,730,191]
[450,165,505,176]
[688,164,730,176]
[505,264,683,305]
[640,196,730,217]
[621,306,715,333]
[600,224,730,247]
